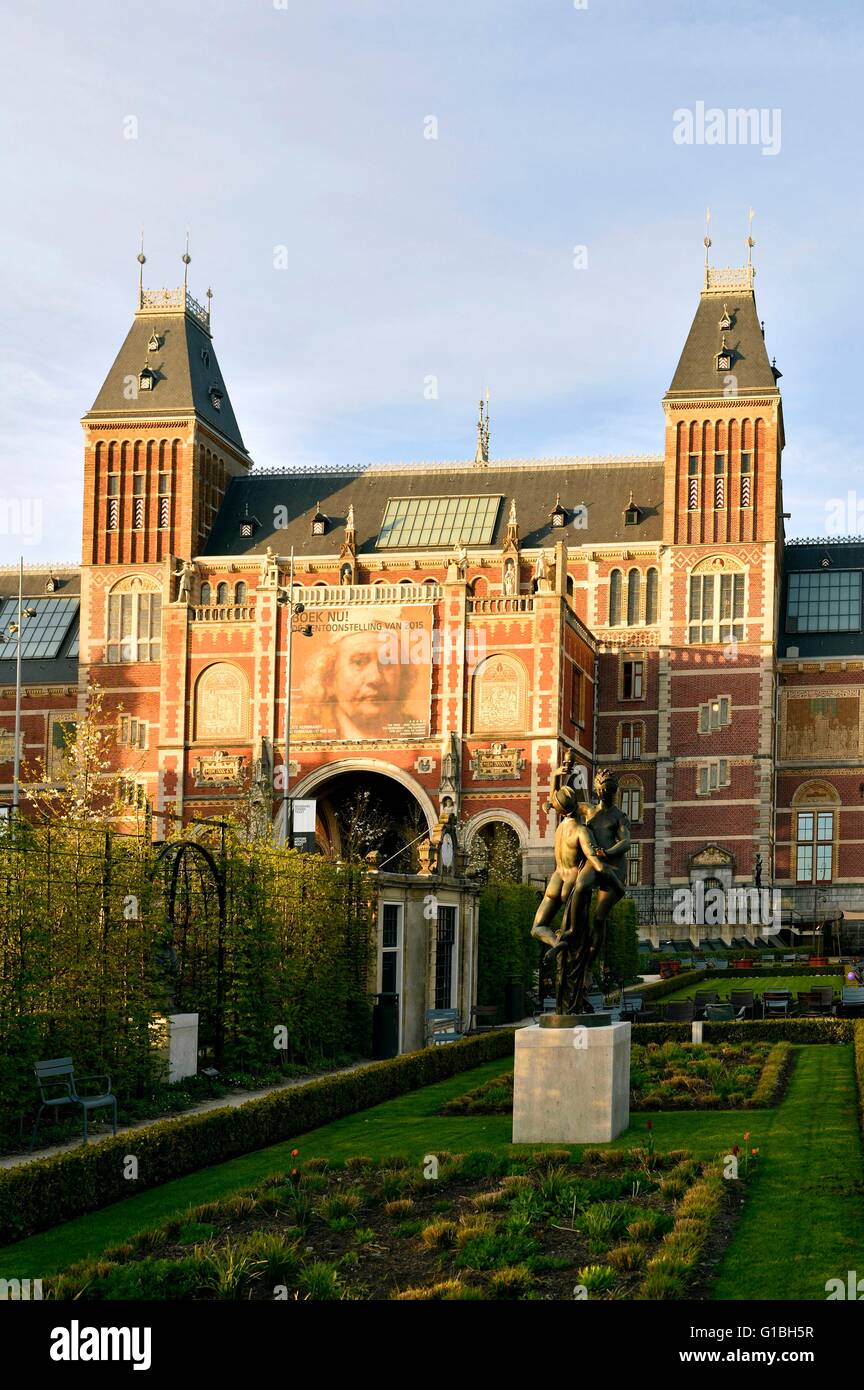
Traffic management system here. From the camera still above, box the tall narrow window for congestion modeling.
[132,474,144,530]
[107,474,119,531]
[645,567,659,625]
[620,721,643,759]
[235,581,247,605]
[619,779,642,822]
[796,810,834,883]
[622,659,643,700]
[434,905,457,1009]
[216,582,229,604]
[609,569,622,626]
[107,583,162,663]
[158,472,170,530]
[740,453,752,507]
[688,455,699,510]
[626,843,641,887]
[627,569,640,625]
[714,455,725,509]
[381,902,402,996]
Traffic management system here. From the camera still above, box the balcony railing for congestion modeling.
[191,604,256,622]
[296,583,442,604]
[466,596,534,614]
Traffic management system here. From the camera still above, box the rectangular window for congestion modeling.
[698,696,731,732]
[689,572,744,645]
[627,843,641,887]
[133,474,144,496]
[620,785,642,822]
[434,905,457,1010]
[714,455,725,509]
[622,659,643,700]
[378,495,501,549]
[571,669,583,726]
[797,843,813,883]
[107,475,120,496]
[158,472,170,496]
[381,902,401,997]
[688,456,699,511]
[698,759,730,795]
[787,570,862,634]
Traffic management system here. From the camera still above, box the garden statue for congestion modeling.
[531,770,631,1016]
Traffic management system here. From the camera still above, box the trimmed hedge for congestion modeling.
[631,1019,854,1044]
[477,882,541,1014]
[0,1030,515,1247]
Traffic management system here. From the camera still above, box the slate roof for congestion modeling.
[84,298,247,454]
[0,568,80,687]
[666,285,780,400]
[202,457,665,558]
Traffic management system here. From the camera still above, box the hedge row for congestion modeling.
[749,1042,795,1108]
[0,1030,515,1247]
[631,1018,854,1045]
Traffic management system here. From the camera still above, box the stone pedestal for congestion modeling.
[151,1012,199,1083]
[512,1020,631,1144]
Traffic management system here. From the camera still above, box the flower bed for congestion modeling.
[45,1146,745,1302]
[439,1041,793,1115]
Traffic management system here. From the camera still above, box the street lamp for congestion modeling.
[0,558,36,819]
[276,546,313,847]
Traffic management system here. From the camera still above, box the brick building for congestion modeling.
[2,251,863,928]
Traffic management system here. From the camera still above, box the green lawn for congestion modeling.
[660,972,840,1003]
[0,1045,860,1300]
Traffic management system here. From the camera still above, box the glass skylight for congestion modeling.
[0,598,79,660]
[377,495,501,549]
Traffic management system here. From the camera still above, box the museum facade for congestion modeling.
[3,254,864,922]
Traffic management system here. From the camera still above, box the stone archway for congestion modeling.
[464,810,528,884]
[286,760,438,866]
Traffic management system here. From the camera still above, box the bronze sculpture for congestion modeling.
[531,769,631,1017]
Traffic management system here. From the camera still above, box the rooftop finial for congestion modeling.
[182,230,191,291]
[137,228,146,308]
[206,286,213,324]
[474,390,490,465]
[746,207,756,269]
[704,207,712,264]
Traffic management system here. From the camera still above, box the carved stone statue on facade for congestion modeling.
[531,771,631,1016]
[173,560,194,604]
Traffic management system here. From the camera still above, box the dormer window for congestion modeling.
[624,492,642,527]
[139,366,155,391]
[549,493,567,528]
[147,332,162,352]
[716,335,733,372]
[311,503,328,537]
[239,513,260,539]
[201,349,211,368]
[718,303,733,331]
[210,387,223,411]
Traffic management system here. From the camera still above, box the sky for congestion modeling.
[2,0,864,561]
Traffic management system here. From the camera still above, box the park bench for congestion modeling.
[29,1056,117,1151]
[425,1009,464,1045]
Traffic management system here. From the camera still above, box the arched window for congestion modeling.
[566,575,575,602]
[645,567,659,625]
[627,569,640,625]
[194,663,249,739]
[234,581,247,605]
[608,569,622,626]
[619,776,643,823]
[688,556,745,645]
[106,575,162,663]
[792,781,840,884]
[200,583,211,605]
[216,582,229,604]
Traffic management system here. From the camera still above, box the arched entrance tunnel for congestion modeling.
[307,769,432,870]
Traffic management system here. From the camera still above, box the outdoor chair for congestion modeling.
[694,990,720,1018]
[620,994,643,1021]
[761,952,776,964]
[782,953,798,963]
[762,990,792,1018]
[664,1000,695,1022]
[467,1005,498,1033]
[29,1057,117,1151]
[840,986,864,1016]
[811,987,835,1015]
[730,989,755,1019]
[586,992,606,1012]
[703,1003,736,1021]
[797,991,832,1018]
[425,1009,464,1045]
[713,958,729,971]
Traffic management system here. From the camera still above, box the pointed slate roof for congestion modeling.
[84,290,247,454]
[666,268,780,401]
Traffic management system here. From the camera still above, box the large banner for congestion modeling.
[290,605,433,740]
